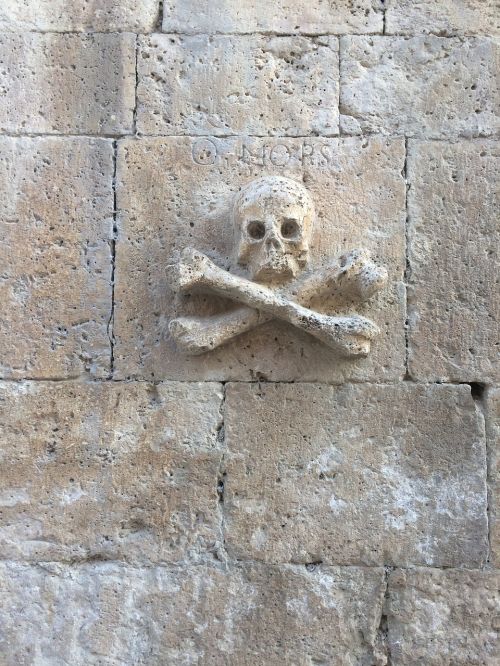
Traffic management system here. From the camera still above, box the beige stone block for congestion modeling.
[407,140,500,382]
[0,561,386,664]
[0,137,113,379]
[0,0,159,31]
[0,381,223,563]
[137,34,339,136]
[387,568,500,665]
[386,0,500,36]
[115,136,405,382]
[486,387,500,566]
[162,0,384,34]
[340,36,499,138]
[223,382,488,567]
[0,33,136,135]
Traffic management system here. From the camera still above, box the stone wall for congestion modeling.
[0,1,498,664]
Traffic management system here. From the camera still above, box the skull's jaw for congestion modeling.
[249,251,304,285]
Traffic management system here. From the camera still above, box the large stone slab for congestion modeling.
[0,33,135,135]
[0,561,386,664]
[0,137,113,379]
[0,0,159,31]
[486,387,500,566]
[0,381,223,563]
[162,0,384,34]
[114,136,405,382]
[340,36,499,138]
[387,568,500,665]
[223,382,488,567]
[386,0,500,36]
[407,140,500,382]
[137,34,339,136]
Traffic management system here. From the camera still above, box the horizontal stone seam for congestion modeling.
[0,558,496,574]
[0,29,497,38]
[0,133,498,142]
[0,377,494,391]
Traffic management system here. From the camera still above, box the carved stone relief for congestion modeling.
[169,176,387,356]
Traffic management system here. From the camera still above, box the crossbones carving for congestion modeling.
[169,176,388,356]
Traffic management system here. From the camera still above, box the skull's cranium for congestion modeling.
[233,176,315,284]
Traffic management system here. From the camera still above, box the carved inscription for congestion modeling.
[191,138,336,168]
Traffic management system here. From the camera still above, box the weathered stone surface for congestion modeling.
[486,388,500,566]
[0,381,223,563]
[407,140,500,383]
[0,0,159,32]
[0,33,135,135]
[223,383,488,567]
[137,34,339,136]
[386,0,500,36]
[162,0,384,35]
[340,36,499,138]
[387,568,500,665]
[0,561,386,664]
[115,136,405,382]
[0,137,113,379]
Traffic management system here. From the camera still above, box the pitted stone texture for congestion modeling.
[387,568,500,665]
[0,561,386,664]
[115,136,405,382]
[162,0,384,35]
[407,140,500,383]
[340,36,499,138]
[137,34,339,136]
[0,0,159,31]
[223,383,487,567]
[386,0,500,36]
[0,137,113,379]
[0,381,223,563]
[486,388,500,565]
[0,33,135,135]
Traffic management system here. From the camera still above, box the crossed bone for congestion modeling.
[169,247,387,356]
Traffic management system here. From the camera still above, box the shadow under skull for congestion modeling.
[233,176,316,285]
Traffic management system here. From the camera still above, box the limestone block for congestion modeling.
[0,0,159,31]
[386,0,500,36]
[0,137,113,379]
[0,561,386,664]
[162,0,384,34]
[0,33,136,134]
[0,381,223,563]
[486,388,500,565]
[137,34,339,136]
[387,568,500,665]
[223,382,488,567]
[340,36,499,138]
[407,140,500,382]
[114,136,405,382]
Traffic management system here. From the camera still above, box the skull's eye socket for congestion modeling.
[281,218,300,239]
[247,220,265,240]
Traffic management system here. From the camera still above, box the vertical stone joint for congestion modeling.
[107,139,118,379]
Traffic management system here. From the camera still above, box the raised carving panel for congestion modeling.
[114,136,406,381]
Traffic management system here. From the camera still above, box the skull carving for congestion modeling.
[233,176,315,284]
